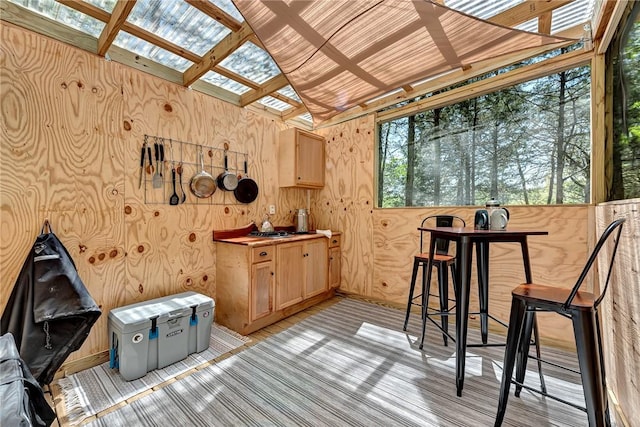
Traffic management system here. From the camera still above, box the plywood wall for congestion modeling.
[596,199,639,426]
[1,22,603,369]
[315,117,592,348]
[0,23,307,363]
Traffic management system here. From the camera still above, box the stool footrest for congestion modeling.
[510,379,586,413]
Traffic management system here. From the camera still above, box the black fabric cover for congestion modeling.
[1,223,101,385]
[0,332,56,426]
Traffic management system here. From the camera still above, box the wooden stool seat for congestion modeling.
[415,253,455,263]
[512,283,596,309]
[494,218,626,427]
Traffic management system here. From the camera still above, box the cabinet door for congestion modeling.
[296,131,325,187]
[304,239,328,298]
[275,242,305,310]
[329,246,341,289]
[251,260,274,322]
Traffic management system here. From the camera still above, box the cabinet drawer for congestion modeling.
[329,234,341,248]
[252,246,274,262]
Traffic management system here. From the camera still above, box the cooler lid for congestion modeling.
[108,292,214,332]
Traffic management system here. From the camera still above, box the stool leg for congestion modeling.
[476,241,489,344]
[514,310,534,397]
[495,297,527,427]
[420,261,432,349]
[450,263,458,302]
[438,263,449,346]
[403,258,420,331]
[594,312,611,427]
[573,309,609,427]
[531,315,547,394]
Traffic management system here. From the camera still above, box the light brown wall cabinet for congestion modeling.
[278,128,326,188]
[215,235,335,335]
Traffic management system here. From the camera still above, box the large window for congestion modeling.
[611,2,640,200]
[378,65,591,207]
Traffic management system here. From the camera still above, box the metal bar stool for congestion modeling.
[494,218,625,427]
[403,215,465,347]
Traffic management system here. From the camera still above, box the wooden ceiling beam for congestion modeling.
[282,105,309,121]
[212,66,260,90]
[538,11,552,35]
[57,0,202,63]
[240,74,289,106]
[488,0,572,27]
[184,0,242,32]
[97,0,136,56]
[183,21,253,87]
[56,0,109,21]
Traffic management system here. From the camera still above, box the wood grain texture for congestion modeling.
[596,199,639,426]
[0,23,306,363]
[315,116,376,297]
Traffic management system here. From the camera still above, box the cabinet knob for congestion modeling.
[259,251,267,256]
[297,177,301,180]
[329,256,333,260]
[271,272,274,276]
[332,239,337,244]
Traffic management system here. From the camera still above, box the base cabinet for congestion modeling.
[329,234,341,289]
[215,234,335,335]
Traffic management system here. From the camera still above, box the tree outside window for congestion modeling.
[378,64,591,207]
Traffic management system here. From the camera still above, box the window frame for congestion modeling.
[374,51,596,208]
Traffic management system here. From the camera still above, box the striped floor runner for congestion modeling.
[85,298,588,426]
[56,323,249,424]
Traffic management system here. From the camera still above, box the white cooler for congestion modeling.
[108,291,214,381]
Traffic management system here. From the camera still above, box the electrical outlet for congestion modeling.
[269,205,276,215]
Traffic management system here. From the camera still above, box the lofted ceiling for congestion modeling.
[1,0,609,128]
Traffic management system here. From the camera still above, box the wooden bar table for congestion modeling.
[418,226,548,397]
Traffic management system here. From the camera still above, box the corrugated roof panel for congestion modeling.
[126,0,231,57]
[10,0,105,37]
[219,42,281,84]
[113,32,193,72]
[277,86,301,103]
[258,96,291,111]
[445,0,523,20]
[551,0,594,33]
[83,0,116,13]
[212,0,245,23]
[201,71,251,94]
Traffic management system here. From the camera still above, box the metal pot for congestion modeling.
[217,150,238,191]
[190,146,216,198]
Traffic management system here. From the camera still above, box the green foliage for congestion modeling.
[378,64,591,207]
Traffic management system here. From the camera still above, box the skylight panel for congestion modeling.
[212,0,245,23]
[9,0,105,37]
[113,32,193,72]
[126,0,231,57]
[258,96,291,111]
[201,71,251,94]
[219,42,281,84]
[83,0,116,13]
[277,86,301,103]
[444,0,523,21]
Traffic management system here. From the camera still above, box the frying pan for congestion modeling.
[234,154,258,204]
[217,150,238,191]
[190,146,216,198]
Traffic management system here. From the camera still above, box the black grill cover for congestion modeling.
[1,221,101,385]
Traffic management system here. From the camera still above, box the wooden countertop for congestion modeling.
[214,232,330,246]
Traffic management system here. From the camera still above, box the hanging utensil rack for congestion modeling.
[140,134,249,206]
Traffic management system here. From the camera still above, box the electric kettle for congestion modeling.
[485,198,510,230]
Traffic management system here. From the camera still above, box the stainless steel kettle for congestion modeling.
[294,208,309,233]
